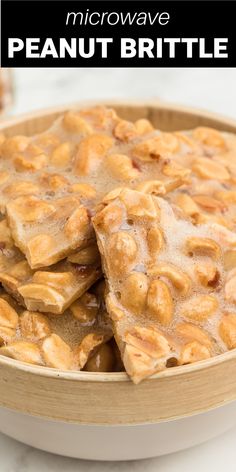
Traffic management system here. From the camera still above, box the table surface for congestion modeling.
[1,67,236,471]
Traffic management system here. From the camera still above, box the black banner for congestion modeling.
[1,0,236,67]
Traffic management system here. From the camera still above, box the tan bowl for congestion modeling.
[1,100,236,460]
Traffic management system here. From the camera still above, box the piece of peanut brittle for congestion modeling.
[0,258,101,315]
[0,219,29,304]
[0,287,113,370]
[6,195,94,268]
[0,220,101,314]
[93,188,233,383]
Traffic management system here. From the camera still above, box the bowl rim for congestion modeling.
[0,344,236,383]
[2,98,236,132]
[1,99,236,384]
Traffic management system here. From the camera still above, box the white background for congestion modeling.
[1,67,236,471]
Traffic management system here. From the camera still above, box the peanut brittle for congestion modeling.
[93,188,236,383]
[162,128,236,230]
[0,219,101,314]
[6,195,93,268]
[0,219,28,303]
[0,108,235,204]
[18,261,101,315]
[0,107,183,267]
[1,107,236,270]
[0,287,114,371]
[1,106,236,377]
[0,255,101,315]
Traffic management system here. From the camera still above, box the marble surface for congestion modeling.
[0,426,236,472]
[12,68,236,118]
[1,67,236,471]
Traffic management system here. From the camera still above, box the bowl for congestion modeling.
[0,100,236,460]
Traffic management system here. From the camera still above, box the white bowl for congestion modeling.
[0,402,236,460]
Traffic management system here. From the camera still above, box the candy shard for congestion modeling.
[93,187,229,383]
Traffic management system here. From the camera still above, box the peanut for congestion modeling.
[162,162,191,179]
[106,154,140,180]
[0,327,16,346]
[120,188,158,220]
[93,204,123,233]
[3,181,40,197]
[174,194,199,218]
[13,153,47,172]
[70,293,99,324]
[106,294,125,321]
[180,341,211,365]
[75,134,113,175]
[63,111,93,135]
[8,196,55,223]
[192,157,230,181]
[147,225,164,256]
[64,207,90,244]
[1,136,29,158]
[69,183,96,199]
[120,272,148,315]
[180,295,218,321]
[135,119,154,135]
[124,326,171,359]
[114,120,137,142]
[0,298,18,329]
[149,263,191,296]
[20,311,51,341]
[74,333,106,369]
[107,231,138,276]
[42,334,73,369]
[84,342,115,372]
[135,180,166,196]
[132,133,179,161]
[147,279,174,325]
[185,236,221,259]
[51,142,71,167]
[219,314,236,349]
[176,323,212,349]
[26,234,57,268]
[0,341,43,365]
[193,194,226,213]
[192,127,226,150]
[123,344,164,384]
[195,263,220,288]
